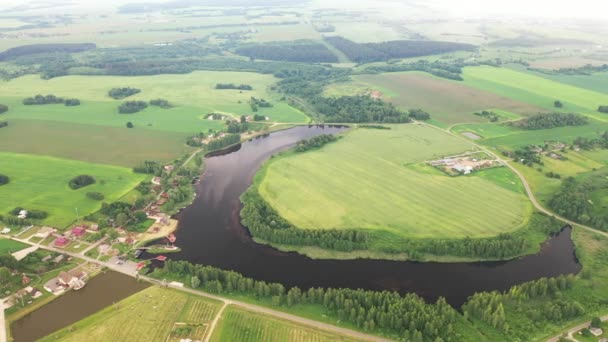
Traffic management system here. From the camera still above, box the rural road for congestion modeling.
[9,237,392,342]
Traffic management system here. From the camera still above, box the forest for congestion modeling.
[235,42,338,63]
[325,36,476,63]
[510,113,588,130]
[0,43,96,61]
[311,95,411,123]
[153,259,460,342]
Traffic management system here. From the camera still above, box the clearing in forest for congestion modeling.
[259,125,531,239]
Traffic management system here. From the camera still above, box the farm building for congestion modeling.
[54,237,70,248]
[590,327,603,336]
[71,227,86,237]
[35,227,56,239]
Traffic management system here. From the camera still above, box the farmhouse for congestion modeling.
[35,226,56,239]
[71,226,86,237]
[151,176,162,185]
[1,227,10,234]
[590,327,603,336]
[18,210,27,219]
[54,237,70,248]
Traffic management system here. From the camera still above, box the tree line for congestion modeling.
[325,36,476,63]
[294,134,338,152]
[572,131,608,150]
[0,43,96,61]
[235,42,338,63]
[153,259,460,341]
[23,94,80,106]
[510,113,588,130]
[109,87,141,100]
[311,95,411,123]
[215,83,253,90]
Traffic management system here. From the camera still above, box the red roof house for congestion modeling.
[71,227,86,237]
[156,255,167,262]
[54,237,70,248]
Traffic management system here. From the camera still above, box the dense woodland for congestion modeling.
[510,113,588,130]
[325,36,476,63]
[311,96,411,123]
[154,260,460,341]
[0,43,96,61]
[235,42,338,63]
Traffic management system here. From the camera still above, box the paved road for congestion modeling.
[546,314,608,342]
[10,237,391,342]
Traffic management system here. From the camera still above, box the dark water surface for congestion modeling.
[11,271,149,342]
[157,125,581,306]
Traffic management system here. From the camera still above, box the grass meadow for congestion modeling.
[326,72,541,125]
[0,239,28,255]
[258,125,531,239]
[0,152,146,228]
[40,286,223,342]
[0,71,308,133]
[210,306,363,342]
[0,119,191,167]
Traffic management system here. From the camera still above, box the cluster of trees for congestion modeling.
[598,105,608,113]
[253,114,266,121]
[325,36,476,63]
[554,100,563,108]
[86,192,105,201]
[503,147,542,166]
[215,83,253,90]
[474,110,501,122]
[119,101,148,114]
[408,109,431,121]
[510,113,588,130]
[464,275,577,334]
[311,96,411,123]
[367,60,466,81]
[154,260,459,341]
[10,207,48,219]
[0,43,96,61]
[294,134,338,152]
[250,97,272,112]
[241,189,369,252]
[204,134,241,152]
[359,124,391,130]
[0,174,8,185]
[545,171,562,179]
[133,160,163,175]
[149,98,171,108]
[226,121,251,134]
[99,201,147,229]
[108,87,141,100]
[68,174,96,189]
[235,43,338,63]
[549,174,608,230]
[23,94,78,106]
[0,122,7,128]
[0,104,7,114]
[572,132,608,150]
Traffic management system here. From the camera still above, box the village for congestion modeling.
[429,151,502,176]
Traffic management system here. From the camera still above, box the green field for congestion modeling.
[463,66,608,122]
[0,71,308,133]
[40,286,223,342]
[210,306,362,342]
[0,119,191,167]
[258,125,531,239]
[325,72,541,125]
[0,238,27,255]
[0,152,146,228]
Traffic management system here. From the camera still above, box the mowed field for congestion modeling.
[462,66,608,122]
[0,119,191,167]
[259,125,531,239]
[334,72,541,125]
[0,71,308,133]
[40,287,223,342]
[0,152,146,227]
[210,306,363,342]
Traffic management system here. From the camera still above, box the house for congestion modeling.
[58,270,87,289]
[53,255,65,263]
[18,210,27,219]
[41,255,52,262]
[590,327,603,336]
[21,275,31,285]
[90,224,99,231]
[453,164,473,175]
[164,165,175,173]
[35,226,56,239]
[54,237,70,248]
[151,176,162,185]
[71,227,86,238]
[1,227,10,234]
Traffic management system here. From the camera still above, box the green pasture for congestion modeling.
[0,119,191,167]
[0,71,308,133]
[463,66,608,122]
[0,239,28,255]
[327,71,540,125]
[210,306,362,342]
[0,152,146,228]
[259,125,531,239]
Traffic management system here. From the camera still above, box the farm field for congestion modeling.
[210,306,363,342]
[328,72,541,125]
[40,286,223,342]
[0,238,28,255]
[462,66,608,122]
[0,119,191,167]
[0,152,146,228]
[525,69,608,94]
[0,71,308,133]
[258,124,531,239]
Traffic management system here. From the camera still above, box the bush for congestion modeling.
[69,175,96,189]
[126,122,134,128]
[64,98,81,106]
[86,192,105,201]
[0,104,8,114]
[599,105,608,113]
[408,109,431,120]
[0,121,7,128]
[108,87,141,100]
[0,174,8,185]
[118,101,148,114]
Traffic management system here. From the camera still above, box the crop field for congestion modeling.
[0,71,308,133]
[259,125,531,239]
[341,72,541,125]
[525,69,608,94]
[0,119,191,167]
[0,239,27,255]
[40,287,222,342]
[210,306,363,342]
[0,152,146,228]
[462,66,608,122]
